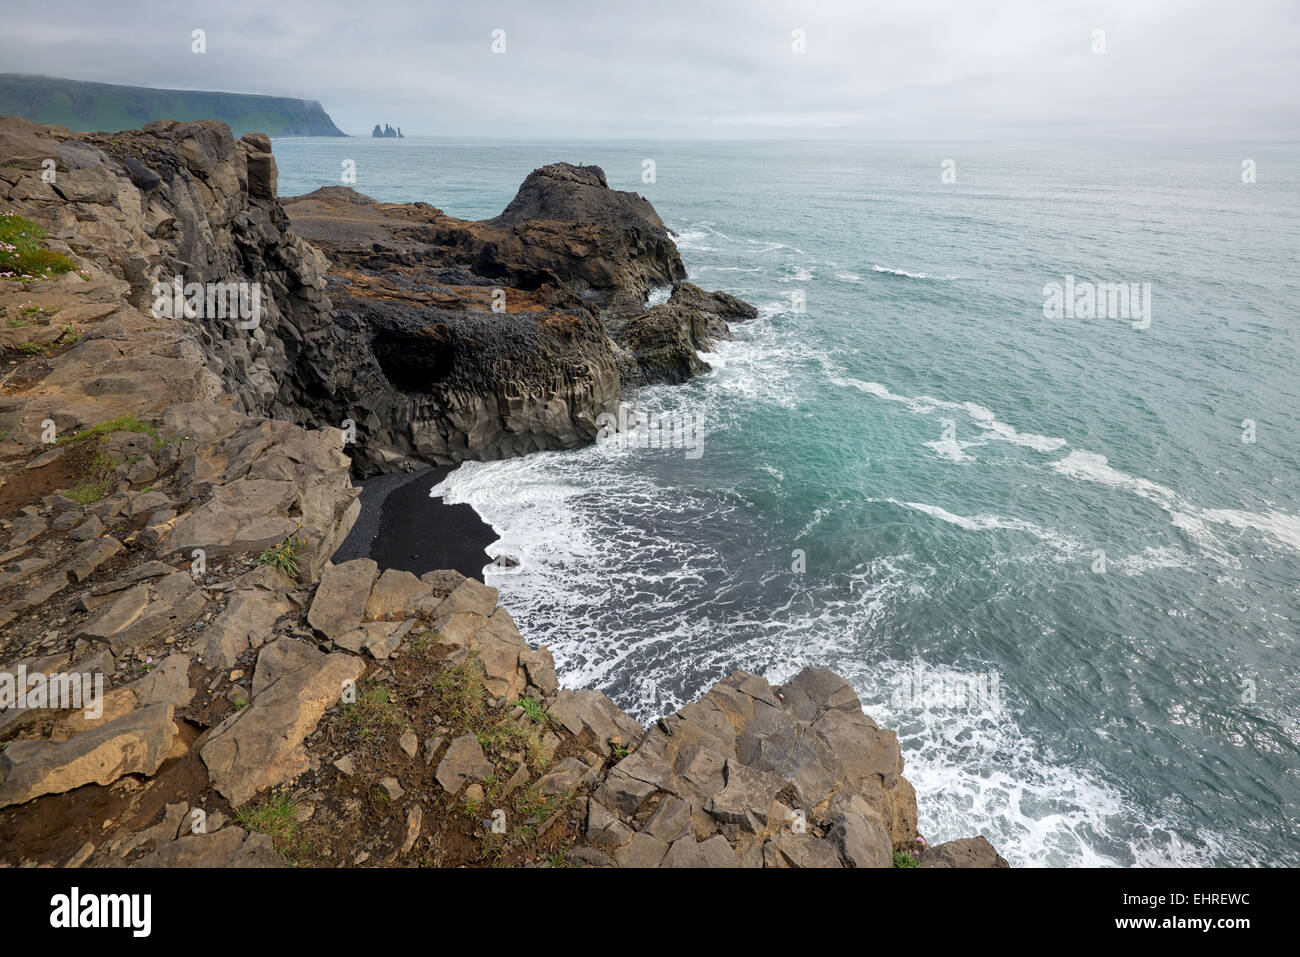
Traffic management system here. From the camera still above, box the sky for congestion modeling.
[1,0,1297,139]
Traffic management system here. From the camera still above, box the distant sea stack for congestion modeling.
[372,123,404,138]
[0,74,346,137]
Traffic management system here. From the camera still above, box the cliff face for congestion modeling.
[0,115,1005,868]
[1,114,753,474]
[0,75,347,137]
[277,164,749,473]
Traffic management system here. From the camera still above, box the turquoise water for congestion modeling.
[275,137,1300,867]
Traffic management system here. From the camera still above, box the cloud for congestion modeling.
[1,0,1296,138]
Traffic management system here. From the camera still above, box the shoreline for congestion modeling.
[0,116,1005,869]
[332,466,498,583]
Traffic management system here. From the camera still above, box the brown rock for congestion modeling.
[0,703,177,808]
[201,652,364,806]
[921,835,1010,868]
[434,733,494,793]
[307,559,378,640]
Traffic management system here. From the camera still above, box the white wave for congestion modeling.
[1048,450,1177,506]
[742,236,803,254]
[876,498,1085,556]
[923,436,978,462]
[834,272,863,283]
[1049,451,1300,564]
[672,228,708,244]
[871,264,958,280]
[1200,508,1300,553]
[836,376,1299,564]
[796,506,830,538]
[841,656,1256,867]
[832,377,1067,453]
[646,285,672,307]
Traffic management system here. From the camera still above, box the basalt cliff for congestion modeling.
[0,115,1005,868]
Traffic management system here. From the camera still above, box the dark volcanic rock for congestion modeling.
[611,281,760,387]
[1,118,754,474]
[488,163,685,310]
[279,166,749,472]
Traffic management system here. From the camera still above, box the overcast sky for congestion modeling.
[2,0,1296,139]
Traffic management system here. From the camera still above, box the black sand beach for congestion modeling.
[332,466,498,582]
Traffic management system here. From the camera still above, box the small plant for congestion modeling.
[139,657,155,674]
[66,477,111,505]
[233,696,249,710]
[258,529,308,577]
[429,654,487,728]
[63,446,116,505]
[235,794,312,863]
[338,681,398,739]
[57,414,160,445]
[16,341,42,355]
[5,317,34,328]
[514,696,547,723]
[0,214,77,281]
[893,850,921,868]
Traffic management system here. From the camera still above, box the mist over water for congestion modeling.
[277,138,1300,867]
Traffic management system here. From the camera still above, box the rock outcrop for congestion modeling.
[4,114,749,475]
[0,114,1003,868]
[280,168,746,472]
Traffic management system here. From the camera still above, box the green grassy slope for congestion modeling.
[0,74,347,137]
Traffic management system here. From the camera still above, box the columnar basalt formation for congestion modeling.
[280,163,751,473]
[0,115,1004,867]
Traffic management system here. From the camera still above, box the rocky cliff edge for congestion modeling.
[0,115,1005,868]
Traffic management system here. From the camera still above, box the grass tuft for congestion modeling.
[56,414,160,446]
[0,213,77,281]
[258,530,308,577]
[338,681,398,740]
[235,794,315,864]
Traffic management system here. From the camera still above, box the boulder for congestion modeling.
[660,834,740,868]
[364,568,430,620]
[921,836,1010,868]
[201,652,365,806]
[252,638,324,696]
[434,733,495,793]
[307,559,378,640]
[827,811,893,868]
[0,703,177,808]
[202,590,293,669]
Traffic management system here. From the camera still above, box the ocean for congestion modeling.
[274,136,1300,867]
